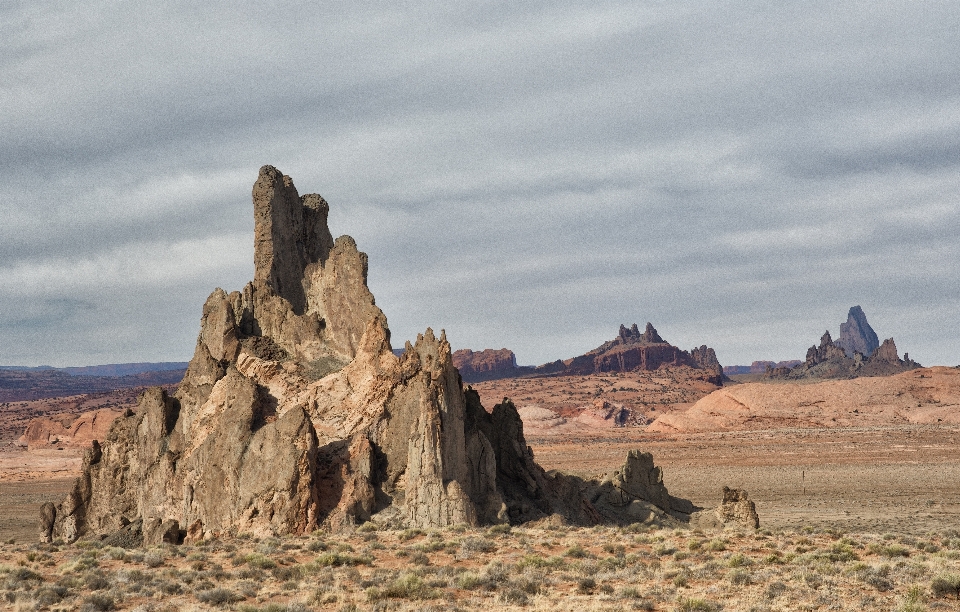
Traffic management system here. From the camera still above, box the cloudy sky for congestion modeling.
[2,1,958,368]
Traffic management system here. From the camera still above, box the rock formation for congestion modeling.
[18,408,123,451]
[452,349,522,382]
[533,323,723,384]
[772,332,919,380]
[48,166,747,543]
[837,305,879,359]
[723,361,801,376]
[690,487,759,530]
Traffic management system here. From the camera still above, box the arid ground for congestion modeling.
[2,371,960,610]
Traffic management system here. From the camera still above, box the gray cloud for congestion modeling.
[1,0,958,367]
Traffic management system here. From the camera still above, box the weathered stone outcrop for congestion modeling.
[768,307,919,380]
[690,487,759,530]
[18,407,123,451]
[50,166,734,542]
[541,323,723,384]
[771,319,919,381]
[452,348,523,382]
[837,305,880,359]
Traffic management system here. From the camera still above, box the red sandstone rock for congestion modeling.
[18,408,124,451]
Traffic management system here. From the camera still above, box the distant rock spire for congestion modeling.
[837,306,880,358]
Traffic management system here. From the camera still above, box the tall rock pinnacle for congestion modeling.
[837,305,880,358]
[46,167,735,544]
[252,165,334,315]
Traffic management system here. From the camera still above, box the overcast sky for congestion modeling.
[2,1,958,368]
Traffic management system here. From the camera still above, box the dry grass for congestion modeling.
[2,524,960,611]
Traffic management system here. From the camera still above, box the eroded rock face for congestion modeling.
[18,408,124,451]
[690,487,759,530]
[772,317,920,381]
[50,166,724,542]
[838,306,880,359]
[452,348,520,382]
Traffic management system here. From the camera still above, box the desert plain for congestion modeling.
[2,366,960,611]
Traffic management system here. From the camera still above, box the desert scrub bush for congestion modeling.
[196,587,243,605]
[398,528,425,542]
[487,523,512,536]
[241,553,277,569]
[370,572,439,600]
[305,539,328,552]
[706,539,727,552]
[727,553,752,567]
[272,564,302,580]
[765,581,787,599]
[870,543,911,558]
[676,597,720,611]
[459,536,496,554]
[577,576,596,593]
[915,541,939,553]
[4,566,43,588]
[653,543,677,557]
[728,568,752,585]
[143,550,165,568]
[931,573,960,599]
[564,543,589,558]
[409,551,430,565]
[516,553,564,571]
[896,587,926,612]
[80,593,115,612]
[84,570,111,590]
[455,571,484,590]
[35,584,70,606]
[312,552,373,567]
[853,564,892,591]
[499,587,529,605]
[814,539,858,562]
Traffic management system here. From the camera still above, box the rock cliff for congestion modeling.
[47,166,747,543]
[452,349,524,382]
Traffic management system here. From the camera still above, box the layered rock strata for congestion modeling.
[47,166,748,543]
[452,348,522,382]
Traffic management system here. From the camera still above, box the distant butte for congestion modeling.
[453,322,723,385]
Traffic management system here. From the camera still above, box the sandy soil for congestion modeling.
[470,367,720,420]
[531,424,960,536]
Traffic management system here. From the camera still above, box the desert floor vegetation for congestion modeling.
[3,523,960,612]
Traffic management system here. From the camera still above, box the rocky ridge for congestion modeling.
[461,322,724,385]
[768,307,919,380]
[47,167,753,544]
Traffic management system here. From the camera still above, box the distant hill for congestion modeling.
[453,322,723,384]
[0,363,187,402]
[724,360,802,376]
